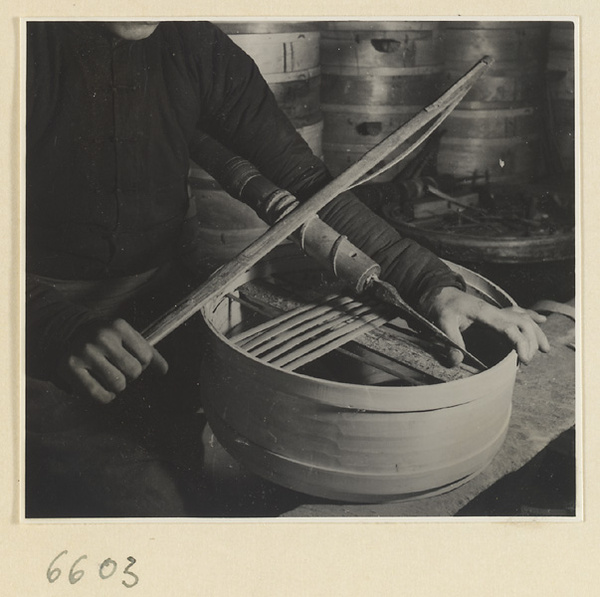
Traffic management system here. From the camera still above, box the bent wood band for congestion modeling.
[142,56,493,349]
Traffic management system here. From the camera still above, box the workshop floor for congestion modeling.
[196,425,576,518]
[456,426,576,517]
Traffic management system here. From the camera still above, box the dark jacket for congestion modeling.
[26,21,463,378]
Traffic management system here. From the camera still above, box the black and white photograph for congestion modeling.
[23,18,578,521]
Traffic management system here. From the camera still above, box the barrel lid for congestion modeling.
[321,20,441,31]
[443,20,548,29]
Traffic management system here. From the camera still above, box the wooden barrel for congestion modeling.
[264,67,322,129]
[442,21,547,68]
[436,135,541,184]
[320,22,443,182]
[190,179,268,267]
[218,22,323,130]
[200,246,517,503]
[545,21,575,172]
[320,104,421,181]
[437,22,548,184]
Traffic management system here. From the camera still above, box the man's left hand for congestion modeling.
[424,286,551,367]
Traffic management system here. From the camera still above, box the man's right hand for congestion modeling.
[57,318,169,404]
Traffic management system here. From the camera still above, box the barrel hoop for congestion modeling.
[322,64,443,77]
[321,103,421,115]
[216,21,319,34]
[321,21,442,32]
[263,65,321,84]
[230,31,321,44]
[443,20,547,29]
[445,107,537,120]
[439,135,541,147]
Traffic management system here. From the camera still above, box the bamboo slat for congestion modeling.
[233,278,476,383]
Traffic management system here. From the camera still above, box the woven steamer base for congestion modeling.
[200,246,518,503]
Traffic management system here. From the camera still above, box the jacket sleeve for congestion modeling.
[26,275,96,381]
[189,23,465,309]
[189,23,328,199]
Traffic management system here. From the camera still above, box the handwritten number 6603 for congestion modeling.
[47,551,139,588]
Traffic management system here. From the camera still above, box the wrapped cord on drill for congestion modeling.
[191,131,465,312]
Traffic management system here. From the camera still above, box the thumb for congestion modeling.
[148,346,169,375]
[437,316,466,367]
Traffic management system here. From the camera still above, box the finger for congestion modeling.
[436,314,466,367]
[122,337,169,376]
[87,325,142,382]
[510,309,550,356]
[537,329,550,353]
[499,323,533,364]
[79,343,129,393]
[115,319,169,376]
[525,309,547,324]
[478,305,548,363]
[106,347,146,382]
[500,310,539,363]
[523,310,551,352]
[63,360,117,404]
[530,319,551,353]
[148,346,169,375]
[515,318,539,364]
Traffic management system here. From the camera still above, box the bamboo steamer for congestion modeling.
[546,22,575,172]
[265,67,322,128]
[218,21,323,143]
[200,246,517,502]
[225,31,319,75]
[442,21,547,66]
[295,119,323,158]
[436,136,540,184]
[217,21,320,53]
[216,20,319,35]
[443,68,543,108]
[440,107,539,138]
[219,22,323,130]
[191,180,268,266]
[320,22,443,182]
[437,22,547,183]
[321,104,420,182]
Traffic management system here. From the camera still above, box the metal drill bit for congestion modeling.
[368,278,487,370]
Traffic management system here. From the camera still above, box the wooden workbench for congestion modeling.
[199,305,576,517]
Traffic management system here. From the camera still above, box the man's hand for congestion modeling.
[425,286,551,367]
[57,318,169,404]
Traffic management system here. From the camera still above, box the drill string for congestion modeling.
[142,56,494,346]
[426,185,547,229]
[368,278,487,370]
[344,94,466,191]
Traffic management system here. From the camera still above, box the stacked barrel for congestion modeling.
[191,22,322,264]
[436,22,548,184]
[545,21,575,173]
[319,22,443,181]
